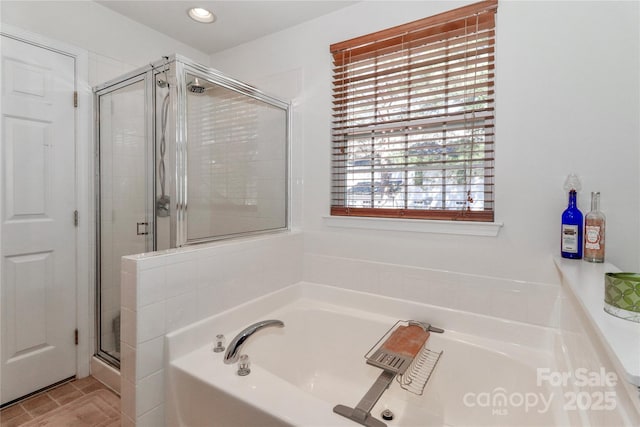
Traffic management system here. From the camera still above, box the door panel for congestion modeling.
[4,252,52,356]
[1,36,77,405]
[97,77,151,363]
[4,117,51,218]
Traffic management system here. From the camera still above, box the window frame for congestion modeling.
[329,0,497,223]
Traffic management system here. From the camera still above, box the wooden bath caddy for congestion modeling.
[333,320,444,427]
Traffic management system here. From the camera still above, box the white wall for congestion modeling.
[1,0,210,91]
[209,0,640,283]
[0,0,209,75]
[0,0,211,379]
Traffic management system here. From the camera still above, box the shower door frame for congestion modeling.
[173,55,292,247]
[92,55,291,367]
[93,68,159,368]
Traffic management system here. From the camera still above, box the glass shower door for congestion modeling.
[96,75,153,366]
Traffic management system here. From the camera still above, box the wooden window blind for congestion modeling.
[330,0,497,222]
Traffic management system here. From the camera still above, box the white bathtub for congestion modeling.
[165,283,582,426]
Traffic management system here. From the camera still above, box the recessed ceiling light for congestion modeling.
[188,7,215,24]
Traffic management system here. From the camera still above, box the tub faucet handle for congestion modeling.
[237,354,251,376]
[213,334,226,353]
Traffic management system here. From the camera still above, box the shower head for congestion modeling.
[187,77,206,94]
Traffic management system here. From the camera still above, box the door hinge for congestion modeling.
[73,91,78,108]
[74,329,79,345]
[73,210,78,226]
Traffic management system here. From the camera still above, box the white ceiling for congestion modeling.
[97,1,357,54]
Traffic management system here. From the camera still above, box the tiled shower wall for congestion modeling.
[119,231,303,426]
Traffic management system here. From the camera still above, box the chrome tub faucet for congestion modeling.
[224,319,284,364]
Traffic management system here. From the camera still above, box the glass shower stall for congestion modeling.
[94,55,290,367]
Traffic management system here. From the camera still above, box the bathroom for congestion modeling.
[0,0,639,426]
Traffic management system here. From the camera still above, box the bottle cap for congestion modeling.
[563,173,582,192]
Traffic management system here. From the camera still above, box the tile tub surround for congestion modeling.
[122,231,638,425]
[122,232,563,426]
[304,253,561,328]
[119,231,304,426]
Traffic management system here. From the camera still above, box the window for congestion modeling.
[330,0,497,222]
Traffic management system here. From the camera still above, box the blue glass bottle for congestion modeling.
[561,189,583,259]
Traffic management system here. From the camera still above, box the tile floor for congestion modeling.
[0,377,120,427]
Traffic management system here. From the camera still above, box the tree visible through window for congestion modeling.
[330,0,497,222]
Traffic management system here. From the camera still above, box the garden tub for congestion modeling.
[165,283,578,426]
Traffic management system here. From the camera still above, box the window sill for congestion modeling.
[322,215,503,237]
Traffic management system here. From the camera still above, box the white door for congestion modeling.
[1,35,77,405]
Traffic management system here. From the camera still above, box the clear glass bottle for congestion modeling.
[584,192,605,263]
[561,189,583,259]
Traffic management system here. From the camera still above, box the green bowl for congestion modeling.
[604,272,640,322]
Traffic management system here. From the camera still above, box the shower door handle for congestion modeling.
[137,222,149,235]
